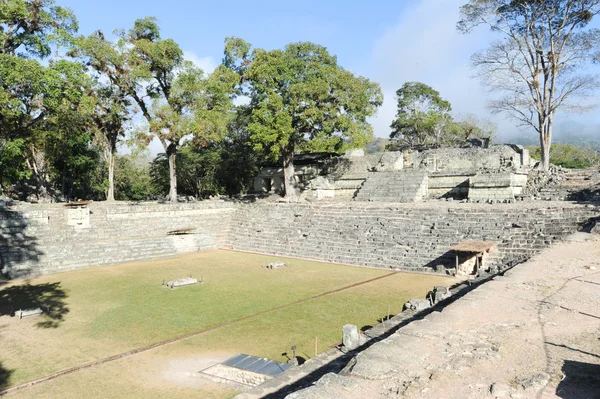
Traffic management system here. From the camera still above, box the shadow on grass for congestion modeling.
[0,282,69,328]
[0,361,13,391]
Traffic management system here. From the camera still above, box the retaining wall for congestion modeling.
[1,201,598,277]
[0,201,235,277]
[227,202,598,272]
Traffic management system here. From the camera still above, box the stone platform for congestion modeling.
[284,233,600,398]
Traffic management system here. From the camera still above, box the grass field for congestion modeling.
[0,250,455,398]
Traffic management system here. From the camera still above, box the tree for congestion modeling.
[448,114,497,144]
[390,82,452,147]
[87,83,130,201]
[239,39,382,198]
[0,0,81,199]
[458,0,600,171]
[78,19,237,202]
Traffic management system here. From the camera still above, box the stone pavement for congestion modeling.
[284,232,600,399]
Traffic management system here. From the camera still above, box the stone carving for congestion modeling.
[66,206,90,228]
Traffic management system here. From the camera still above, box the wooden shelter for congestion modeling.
[450,241,497,277]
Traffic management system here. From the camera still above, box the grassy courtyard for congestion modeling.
[0,250,454,398]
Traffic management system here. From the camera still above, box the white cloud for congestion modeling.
[183,50,217,74]
[368,0,516,139]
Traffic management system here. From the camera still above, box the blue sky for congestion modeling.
[60,0,600,146]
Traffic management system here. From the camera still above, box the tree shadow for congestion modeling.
[566,186,600,204]
[0,361,13,391]
[0,207,44,278]
[556,360,600,398]
[0,282,69,328]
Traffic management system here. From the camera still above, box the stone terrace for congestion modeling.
[1,200,598,277]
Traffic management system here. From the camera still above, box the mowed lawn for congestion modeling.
[0,250,455,398]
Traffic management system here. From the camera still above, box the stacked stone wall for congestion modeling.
[1,201,597,277]
[227,202,598,272]
[0,202,236,277]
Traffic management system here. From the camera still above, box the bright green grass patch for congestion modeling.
[0,250,454,397]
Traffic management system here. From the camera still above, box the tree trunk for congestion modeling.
[167,144,178,202]
[106,150,115,202]
[282,149,296,198]
[539,127,551,171]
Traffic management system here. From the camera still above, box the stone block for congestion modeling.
[266,262,286,269]
[403,298,431,312]
[18,308,43,319]
[166,277,198,288]
[343,324,360,350]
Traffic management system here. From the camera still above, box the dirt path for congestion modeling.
[289,232,600,399]
[0,270,400,397]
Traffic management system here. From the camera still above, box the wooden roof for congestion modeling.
[450,241,497,253]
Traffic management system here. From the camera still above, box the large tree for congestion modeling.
[390,82,452,147]
[458,0,600,171]
[78,19,237,201]
[0,0,95,200]
[238,39,382,198]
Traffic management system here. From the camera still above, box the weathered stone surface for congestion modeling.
[403,298,431,312]
[286,373,360,399]
[490,382,511,397]
[431,286,451,304]
[515,372,550,391]
[166,277,198,288]
[1,201,598,279]
[343,324,360,350]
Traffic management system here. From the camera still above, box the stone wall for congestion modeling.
[0,201,236,277]
[1,200,598,277]
[227,202,598,272]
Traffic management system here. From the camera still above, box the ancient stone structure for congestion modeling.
[1,200,597,278]
[0,201,234,278]
[254,145,533,202]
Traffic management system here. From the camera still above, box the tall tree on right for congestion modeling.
[458,0,600,171]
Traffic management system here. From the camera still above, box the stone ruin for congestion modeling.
[253,144,533,202]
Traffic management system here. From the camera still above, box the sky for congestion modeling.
[59,0,600,150]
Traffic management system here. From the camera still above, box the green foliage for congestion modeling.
[0,0,78,58]
[114,154,154,201]
[0,139,30,190]
[150,145,222,198]
[526,144,600,169]
[390,82,452,146]
[244,41,383,159]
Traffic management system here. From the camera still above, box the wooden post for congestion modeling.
[455,253,459,275]
[387,304,391,322]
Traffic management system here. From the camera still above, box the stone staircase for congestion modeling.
[354,170,428,202]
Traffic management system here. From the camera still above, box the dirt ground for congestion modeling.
[289,232,600,399]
